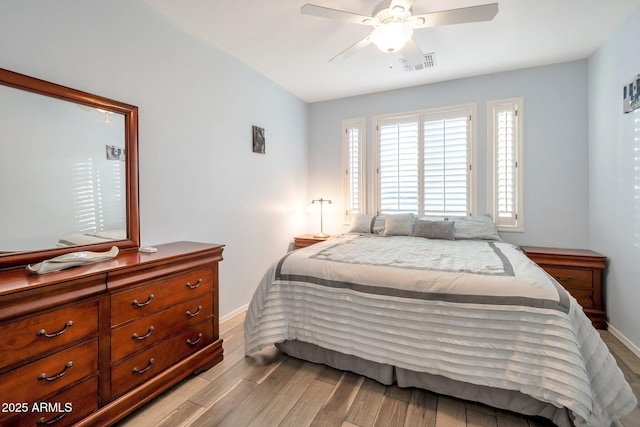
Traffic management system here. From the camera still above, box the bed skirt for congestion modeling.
[275,339,573,427]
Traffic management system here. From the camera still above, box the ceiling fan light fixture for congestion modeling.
[373,21,413,53]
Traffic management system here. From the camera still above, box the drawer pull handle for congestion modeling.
[131,294,154,307]
[132,326,155,340]
[132,358,154,375]
[37,320,73,338]
[37,412,67,425]
[38,361,73,382]
[186,278,203,289]
[554,275,573,281]
[186,306,203,318]
[186,333,203,346]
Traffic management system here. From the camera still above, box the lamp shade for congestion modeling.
[373,22,413,53]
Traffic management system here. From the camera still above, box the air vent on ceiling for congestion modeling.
[400,52,436,72]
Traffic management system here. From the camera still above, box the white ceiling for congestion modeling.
[145,0,640,103]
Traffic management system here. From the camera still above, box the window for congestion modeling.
[342,117,365,224]
[374,105,476,217]
[487,98,524,231]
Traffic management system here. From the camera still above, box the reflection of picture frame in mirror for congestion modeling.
[252,125,265,154]
[106,145,126,161]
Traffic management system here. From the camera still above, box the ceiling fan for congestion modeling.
[301,0,498,70]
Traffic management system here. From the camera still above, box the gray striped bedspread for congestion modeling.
[244,234,636,426]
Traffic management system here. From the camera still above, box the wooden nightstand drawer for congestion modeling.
[0,300,98,372]
[520,246,606,329]
[566,288,594,309]
[111,293,213,362]
[111,267,213,326]
[544,266,593,290]
[0,339,98,405]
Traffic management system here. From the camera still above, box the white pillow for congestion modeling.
[453,214,500,240]
[348,214,375,233]
[383,213,415,236]
[348,214,386,234]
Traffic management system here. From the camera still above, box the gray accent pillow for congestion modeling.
[413,219,455,240]
[383,213,415,236]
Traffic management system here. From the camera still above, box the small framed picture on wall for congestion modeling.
[623,74,639,113]
[252,125,265,154]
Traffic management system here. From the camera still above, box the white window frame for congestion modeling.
[342,117,365,224]
[487,97,524,232]
[372,104,477,217]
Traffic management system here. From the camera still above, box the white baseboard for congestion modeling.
[220,303,248,325]
[608,323,640,358]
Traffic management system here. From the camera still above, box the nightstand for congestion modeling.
[293,234,334,249]
[520,246,607,329]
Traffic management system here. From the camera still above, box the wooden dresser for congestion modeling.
[520,246,607,329]
[0,241,223,427]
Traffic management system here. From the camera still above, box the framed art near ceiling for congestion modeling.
[623,74,639,113]
[252,125,265,154]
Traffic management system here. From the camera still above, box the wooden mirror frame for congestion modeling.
[0,68,139,270]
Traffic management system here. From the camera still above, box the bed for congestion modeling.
[244,214,637,427]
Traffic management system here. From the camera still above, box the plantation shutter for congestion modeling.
[489,100,520,228]
[347,126,360,213]
[342,118,365,223]
[423,112,469,216]
[375,107,473,217]
[378,117,419,214]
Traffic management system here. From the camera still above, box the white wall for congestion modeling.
[308,61,590,249]
[0,0,310,318]
[588,7,640,350]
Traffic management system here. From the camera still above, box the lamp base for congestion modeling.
[313,233,330,238]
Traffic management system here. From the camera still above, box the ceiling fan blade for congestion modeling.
[400,37,426,70]
[329,28,381,63]
[301,4,374,26]
[410,3,498,28]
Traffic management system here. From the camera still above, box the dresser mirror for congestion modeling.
[0,68,139,269]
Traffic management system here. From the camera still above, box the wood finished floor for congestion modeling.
[117,312,640,427]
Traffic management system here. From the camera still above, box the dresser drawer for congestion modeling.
[0,300,98,372]
[111,293,213,362]
[544,266,593,290]
[0,375,98,427]
[0,339,98,405]
[111,322,213,398]
[111,267,213,326]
